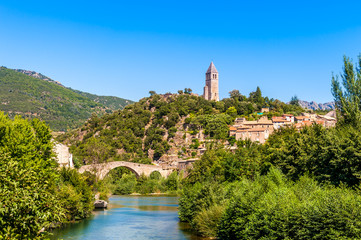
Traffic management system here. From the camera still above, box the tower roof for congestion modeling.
[206,62,218,73]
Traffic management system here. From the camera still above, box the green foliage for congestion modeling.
[191,114,232,139]
[225,106,237,117]
[0,67,131,131]
[290,95,300,106]
[265,124,361,187]
[58,168,94,221]
[101,167,182,195]
[0,112,94,238]
[193,204,226,237]
[186,144,262,185]
[0,113,63,238]
[179,182,226,223]
[60,88,304,164]
[218,168,361,240]
[332,55,361,127]
[223,87,304,116]
[72,89,132,111]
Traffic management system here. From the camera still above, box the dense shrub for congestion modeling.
[218,168,361,240]
[58,168,94,220]
[0,114,64,238]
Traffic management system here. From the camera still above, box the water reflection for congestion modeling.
[50,195,205,240]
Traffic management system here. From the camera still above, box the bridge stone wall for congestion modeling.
[78,161,173,179]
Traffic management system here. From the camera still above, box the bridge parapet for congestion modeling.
[78,161,173,179]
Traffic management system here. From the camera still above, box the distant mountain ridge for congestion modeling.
[299,100,335,110]
[0,67,133,131]
[15,68,133,110]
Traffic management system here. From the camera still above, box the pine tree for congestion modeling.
[332,55,361,127]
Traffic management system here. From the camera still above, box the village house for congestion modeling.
[230,112,337,144]
[235,127,270,143]
[230,116,273,144]
[295,115,311,123]
[282,114,294,123]
[272,116,292,129]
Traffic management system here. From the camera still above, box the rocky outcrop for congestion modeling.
[54,143,73,168]
[299,100,335,110]
[94,200,108,208]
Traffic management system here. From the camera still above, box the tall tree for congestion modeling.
[332,55,361,127]
[290,95,300,106]
[229,89,241,99]
[249,86,264,106]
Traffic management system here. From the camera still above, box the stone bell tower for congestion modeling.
[203,62,219,101]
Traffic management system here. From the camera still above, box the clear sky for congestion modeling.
[1,1,361,103]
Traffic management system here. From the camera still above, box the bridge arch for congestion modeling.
[78,161,173,180]
[104,165,141,179]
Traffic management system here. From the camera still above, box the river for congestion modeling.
[50,195,203,240]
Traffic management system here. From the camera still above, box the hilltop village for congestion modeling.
[152,62,337,170]
[202,62,336,144]
[54,62,337,171]
[229,111,336,144]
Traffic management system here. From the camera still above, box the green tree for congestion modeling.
[290,95,300,106]
[184,88,193,94]
[229,89,241,99]
[332,55,361,127]
[226,106,237,118]
[0,113,64,238]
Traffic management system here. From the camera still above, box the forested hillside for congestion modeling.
[0,67,132,131]
[71,89,132,111]
[58,88,304,166]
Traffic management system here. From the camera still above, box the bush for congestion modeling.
[218,168,361,240]
[113,174,137,195]
[59,167,94,220]
[193,204,226,237]
[0,114,64,238]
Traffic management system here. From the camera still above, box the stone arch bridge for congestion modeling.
[78,161,173,179]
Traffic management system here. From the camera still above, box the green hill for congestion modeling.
[0,67,132,131]
[58,91,304,166]
[71,90,132,110]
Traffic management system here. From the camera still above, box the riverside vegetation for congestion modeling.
[178,55,361,239]
[2,55,361,239]
[0,110,183,239]
[0,113,93,239]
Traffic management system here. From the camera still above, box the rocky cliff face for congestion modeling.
[299,100,335,110]
[14,69,64,87]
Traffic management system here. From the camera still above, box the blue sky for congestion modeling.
[1,1,361,103]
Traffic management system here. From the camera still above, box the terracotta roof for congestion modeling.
[237,126,252,130]
[237,128,267,132]
[273,119,290,123]
[295,116,309,120]
[283,114,294,117]
[206,62,218,73]
[243,121,258,125]
[229,126,237,131]
[272,117,286,121]
[257,120,273,124]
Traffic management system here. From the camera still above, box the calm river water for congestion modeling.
[50,195,203,240]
